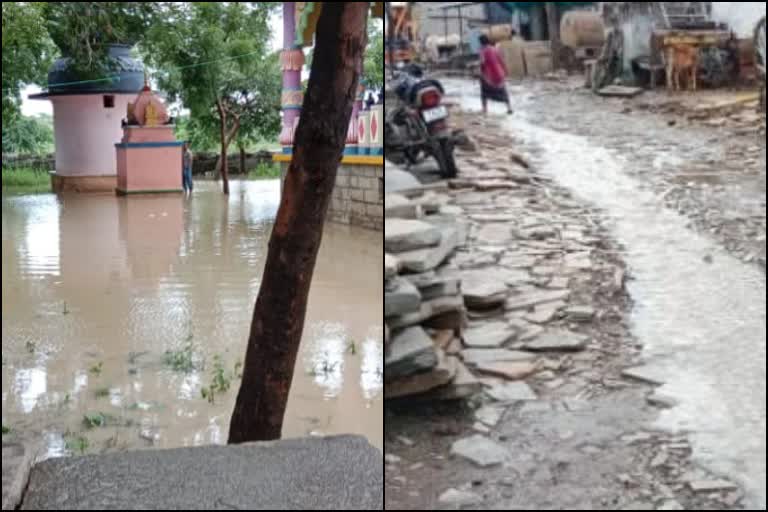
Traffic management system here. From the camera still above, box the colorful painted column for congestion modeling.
[344,82,365,155]
[279,2,304,154]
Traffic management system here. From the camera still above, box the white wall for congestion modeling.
[712,2,765,38]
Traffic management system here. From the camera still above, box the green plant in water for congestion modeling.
[94,387,110,398]
[2,424,10,435]
[25,340,36,353]
[64,435,89,455]
[89,361,103,375]
[247,162,281,180]
[347,340,357,355]
[62,301,69,315]
[82,411,115,429]
[200,356,241,404]
[163,342,198,373]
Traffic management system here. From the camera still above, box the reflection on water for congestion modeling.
[1,180,382,456]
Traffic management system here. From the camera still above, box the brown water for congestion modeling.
[1,180,382,457]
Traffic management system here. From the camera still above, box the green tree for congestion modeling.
[2,114,54,155]
[364,20,384,89]
[1,2,54,131]
[143,2,276,194]
[41,2,158,79]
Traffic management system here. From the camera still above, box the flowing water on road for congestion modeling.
[449,79,766,508]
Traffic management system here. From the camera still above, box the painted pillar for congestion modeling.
[345,82,365,155]
[279,2,304,154]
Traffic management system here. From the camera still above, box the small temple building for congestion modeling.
[30,44,145,193]
[115,75,184,195]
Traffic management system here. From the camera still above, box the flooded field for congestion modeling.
[1,180,382,457]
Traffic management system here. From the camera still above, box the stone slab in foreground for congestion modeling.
[19,435,382,510]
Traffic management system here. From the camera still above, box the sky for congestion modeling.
[22,11,284,117]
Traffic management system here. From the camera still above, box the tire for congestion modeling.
[435,138,458,179]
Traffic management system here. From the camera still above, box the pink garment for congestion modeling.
[480,45,508,87]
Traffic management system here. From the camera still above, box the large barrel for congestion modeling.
[560,11,605,49]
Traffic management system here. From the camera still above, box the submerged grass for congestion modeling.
[1,167,51,194]
[246,162,281,180]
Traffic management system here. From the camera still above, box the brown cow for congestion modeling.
[664,44,699,92]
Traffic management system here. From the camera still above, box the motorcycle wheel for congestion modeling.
[435,138,458,179]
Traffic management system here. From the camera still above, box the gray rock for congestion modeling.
[475,361,537,380]
[438,488,482,506]
[385,194,420,219]
[385,167,422,195]
[462,322,516,348]
[2,440,42,511]
[387,294,464,330]
[461,348,537,367]
[504,290,571,312]
[523,330,589,351]
[657,500,685,510]
[385,326,438,379]
[20,436,382,510]
[646,392,679,409]
[475,223,513,244]
[564,305,595,322]
[524,302,564,324]
[621,366,666,386]
[450,435,507,467]
[485,381,538,402]
[688,479,738,492]
[426,359,482,400]
[474,405,505,427]
[385,279,421,318]
[396,227,459,273]
[385,254,400,280]
[385,454,402,465]
[385,219,441,253]
[462,272,509,309]
[385,350,457,399]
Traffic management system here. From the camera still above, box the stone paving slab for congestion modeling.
[2,439,42,510]
[19,435,382,510]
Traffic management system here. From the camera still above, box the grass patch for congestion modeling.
[247,162,281,180]
[200,356,242,404]
[2,167,51,194]
[64,435,89,455]
[82,411,118,429]
[163,340,200,373]
[89,361,103,376]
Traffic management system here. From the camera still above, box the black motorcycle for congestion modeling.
[385,65,460,179]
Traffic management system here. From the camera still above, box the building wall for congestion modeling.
[279,162,383,231]
[414,2,487,41]
[51,93,133,177]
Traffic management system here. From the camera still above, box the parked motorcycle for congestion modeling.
[385,64,460,179]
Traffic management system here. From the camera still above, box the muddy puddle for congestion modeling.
[2,180,382,456]
[446,79,766,509]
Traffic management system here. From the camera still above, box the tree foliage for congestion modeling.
[41,2,158,78]
[364,20,384,89]
[2,114,54,155]
[2,2,54,128]
[142,2,278,193]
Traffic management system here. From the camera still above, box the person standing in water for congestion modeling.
[478,34,513,115]
[182,141,193,193]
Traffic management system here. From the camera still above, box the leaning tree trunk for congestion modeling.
[228,2,368,444]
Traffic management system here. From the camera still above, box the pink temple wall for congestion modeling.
[51,94,134,177]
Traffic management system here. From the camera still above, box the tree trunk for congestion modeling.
[239,145,246,177]
[216,99,230,195]
[227,2,368,444]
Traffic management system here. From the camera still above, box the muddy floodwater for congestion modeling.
[2,180,382,456]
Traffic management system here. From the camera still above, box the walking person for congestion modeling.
[182,141,194,193]
[478,34,513,115]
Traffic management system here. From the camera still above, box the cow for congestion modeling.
[664,44,699,92]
